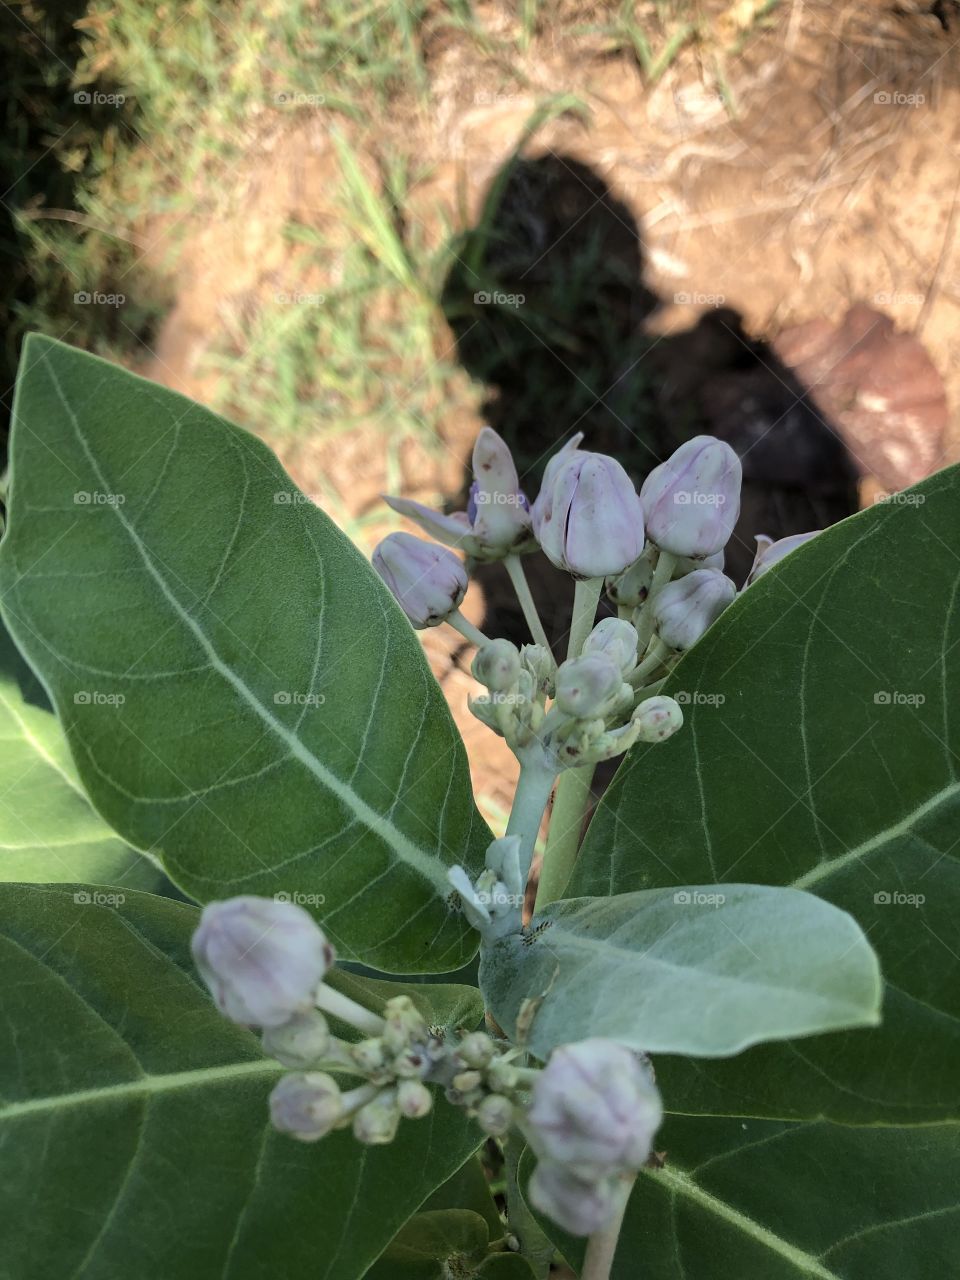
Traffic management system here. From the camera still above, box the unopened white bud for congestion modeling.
[269,1072,343,1142]
[397,1079,433,1119]
[372,532,467,629]
[652,569,736,651]
[383,995,429,1053]
[633,695,684,744]
[191,896,334,1028]
[262,1010,331,1068]
[528,1161,624,1236]
[582,617,640,676]
[453,1070,484,1093]
[533,448,645,578]
[640,435,741,558]
[351,1037,388,1078]
[487,1059,519,1093]
[525,1038,662,1174]
[475,1093,515,1136]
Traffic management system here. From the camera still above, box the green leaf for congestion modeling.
[0,622,164,891]
[0,335,490,972]
[0,883,483,1280]
[365,1210,489,1279]
[571,466,960,1121]
[522,1118,960,1278]
[479,886,880,1059]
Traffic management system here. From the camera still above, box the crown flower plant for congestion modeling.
[2,336,952,1280]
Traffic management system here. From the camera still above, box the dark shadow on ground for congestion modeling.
[440,151,859,645]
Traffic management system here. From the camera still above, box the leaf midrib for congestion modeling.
[41,353,449,897]
[0,1059,281,1121]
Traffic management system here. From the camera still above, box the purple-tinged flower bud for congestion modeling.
[525,1039,662,1174]
[528,1162,624,1236]
[397,1079,433,1119]
[473,639,522,691]
[530,434,585,528]
[383,429,532,561]
[555,653,625,719]
[262,1010,331,1068]
[269,1072,343,1142]
[583,617,640,677]
[467,427,533,555]
[372,532,468,629]
[745,531,820,586]
[475,1093,515,1136]
[353,1089,402,1145]
[640,436,741,558]
[533,451,645,579]
[633,695,684,744]
[605,546,657,608]
[652,569,736,651]
[191,896,334,1028]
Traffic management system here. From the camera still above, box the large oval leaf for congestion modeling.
[0,335,490,971]
[522,1117,960,1278]
[0,884,483,1280]
[479,886,880,1059]
[0,623,164,889]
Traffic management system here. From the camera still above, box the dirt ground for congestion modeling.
[139,0,960,817]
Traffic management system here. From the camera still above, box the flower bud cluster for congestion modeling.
[524,1039,663,1236]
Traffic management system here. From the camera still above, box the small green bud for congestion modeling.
[555,654,624,719]
[582,617,640,676]
[452,1070,484,1093]
[383,996,428,1053]
[353,1090,402,1145]
[262,1010,331,1069]
[633,695,684,743]
[487,1059,519,1093]
[473,639,522,692]
[269,1072,342,1142]
[351,1037,388,1077]
[457,1031,496,1069]
[520,644,555,696]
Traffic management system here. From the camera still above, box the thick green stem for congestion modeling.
[567,576,604,659]
[504,1131,555,1279]
[504,554,554,656]
[634,550,676,651]
[535,762,595,908]
[628,638,671,688]
[447,609,490,649]
[314,985,385,1036]
[507,757,557,885]
[582,1175,635,1280]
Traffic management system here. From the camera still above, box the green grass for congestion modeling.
[4,0,780,456]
